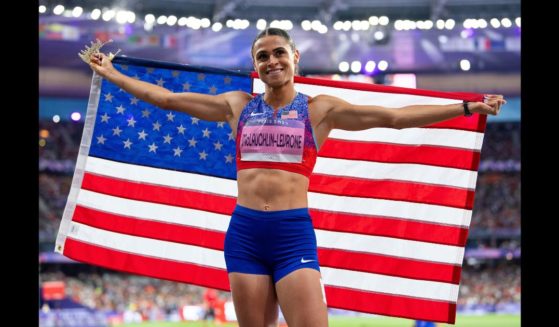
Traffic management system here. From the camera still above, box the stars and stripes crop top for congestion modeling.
[235,92,318,178]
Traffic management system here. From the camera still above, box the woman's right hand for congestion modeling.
[89,52,116,79]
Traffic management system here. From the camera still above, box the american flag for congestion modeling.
[56,57,486,324]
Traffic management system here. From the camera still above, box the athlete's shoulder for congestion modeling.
[222,91,254,116]
[309,94,347,111]
[223,91,254,108]
[223,90,253,101]
[310,94,346,103]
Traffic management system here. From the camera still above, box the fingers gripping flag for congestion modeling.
[55,56,486,324]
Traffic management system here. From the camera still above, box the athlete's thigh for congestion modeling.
[275,268,328,327]
[229,272,279,327]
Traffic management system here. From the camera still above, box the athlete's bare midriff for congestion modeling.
[229,94,327,212]
[236,168,310,211]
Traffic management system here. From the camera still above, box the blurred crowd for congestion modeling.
[472,173,520,230]
[39,120,82,162]
[39,174,71,246]
[458,261,520,313]
[40,268,231,322]
[480,122,520,161]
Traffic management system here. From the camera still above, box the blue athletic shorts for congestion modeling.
[224,204,320,284]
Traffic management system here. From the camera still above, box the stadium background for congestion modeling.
[38,0,520,326]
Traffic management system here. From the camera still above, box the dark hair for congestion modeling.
[251,27,296,55]
[251,27,298,73]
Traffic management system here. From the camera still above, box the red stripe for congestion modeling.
[72,205,226,250]
[309,173,474,210]
[427,113,487,132]
[82,172,468,245]
[319,138,480,171]
[318,248,461,284]
[325,285,456,324]
[63,238,231,291]
[71,205,461,283]
[81,173,237,215]
[311,209,469,246]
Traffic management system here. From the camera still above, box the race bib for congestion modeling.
[240,118,305,163]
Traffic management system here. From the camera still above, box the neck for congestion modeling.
[263,84,297,111]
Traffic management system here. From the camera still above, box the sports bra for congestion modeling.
[235,92,318,178]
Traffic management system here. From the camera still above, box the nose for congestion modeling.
[267,54,279,65]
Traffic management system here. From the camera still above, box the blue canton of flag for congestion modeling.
[89,59,252,179]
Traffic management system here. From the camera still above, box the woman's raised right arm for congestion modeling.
[89,53,250,122]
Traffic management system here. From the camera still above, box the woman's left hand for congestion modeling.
[471,94,506,115]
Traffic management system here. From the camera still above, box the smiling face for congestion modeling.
[252,35,300,88]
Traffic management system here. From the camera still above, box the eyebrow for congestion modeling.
[255,47,287,57]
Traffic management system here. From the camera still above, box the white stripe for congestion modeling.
[309,192,471,227]
[315,156,477,189]
[321,267,458,302]
[85,157,238,197]
[316,229,464,264]
[254,78,459,107]
[328,128,483,151]
[76,190,231,232]
[84,157,471,227]
[67,222,226,269]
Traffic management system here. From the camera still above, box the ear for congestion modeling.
[294,49,300,64]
